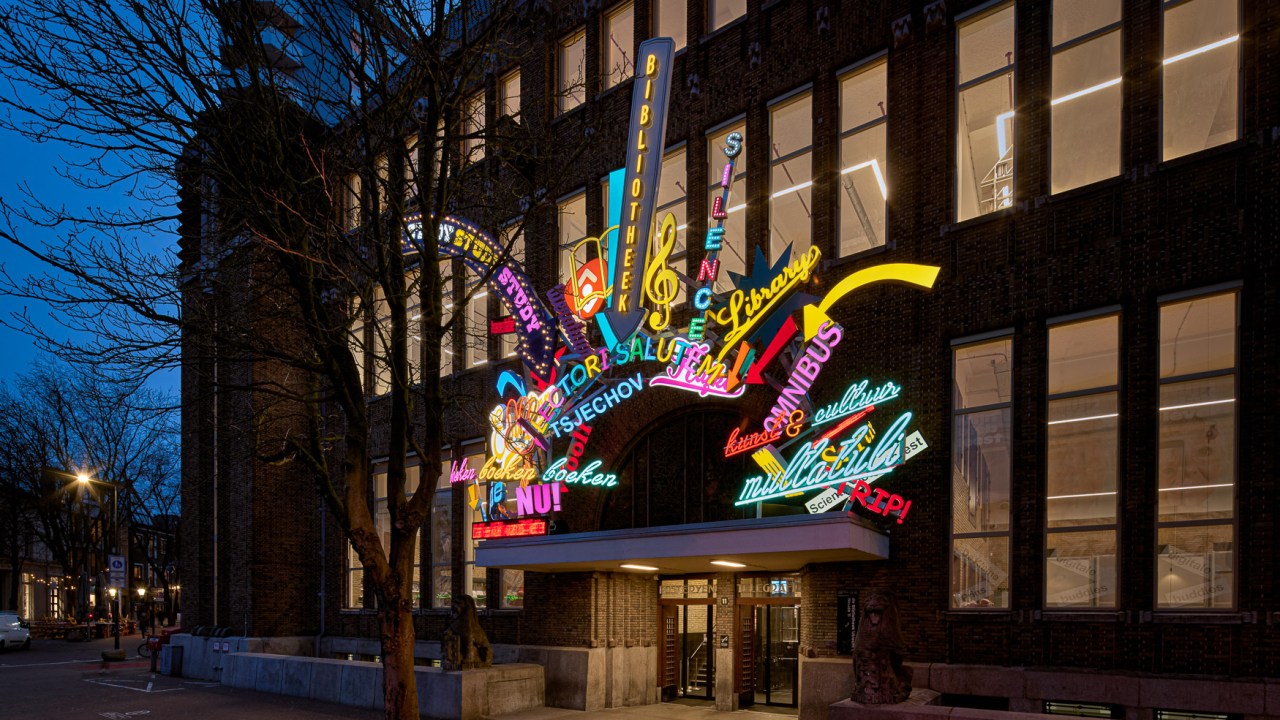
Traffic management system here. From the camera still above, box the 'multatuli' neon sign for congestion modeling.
[734,411,913,505]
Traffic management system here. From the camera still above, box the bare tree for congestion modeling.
[0,1,586,715]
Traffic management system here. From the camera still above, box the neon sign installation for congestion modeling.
[547,284,594,358]
[649,342,746,398]
[812,379,902,425]
[549,373,646,437]
[724,409,804,457]
[711,246,822,359]
[763,321,843,430]
[516,483,564,516]
[734,412,914,505]
[601,37,675,341]
[543,458,618,487]
[472,519,548,540]
[689,131,742,342]
[840,480,913,524]
[449,459,477,485]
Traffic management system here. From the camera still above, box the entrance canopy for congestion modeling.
[474,514,889,573]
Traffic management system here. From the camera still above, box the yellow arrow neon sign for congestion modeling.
[801,263,941,340]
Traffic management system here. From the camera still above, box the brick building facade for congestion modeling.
[181,0,1280,717]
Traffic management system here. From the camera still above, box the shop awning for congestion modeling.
[474,513,890,573]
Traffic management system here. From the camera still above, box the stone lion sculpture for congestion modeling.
[441,595,492,671]
[852,590,912,704]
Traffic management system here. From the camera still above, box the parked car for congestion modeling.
[0,614,31,651]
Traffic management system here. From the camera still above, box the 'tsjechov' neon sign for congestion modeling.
[734,411,914,505]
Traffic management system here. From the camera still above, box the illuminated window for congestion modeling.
[707,0,746,33]
[345,542,365,608]
[655,146,687,303]
[838,58,888,256]
[1044,701,1122,718]
[404,134,419,202]
[557,191,587,287]
[439,259,454,377]
[462,446,487,609]
[374,462,423,609]
[430,456,453,608]
[372,286,392,396]
[499,69,520,119]
[653,0,686,52]
[499,226,525,358]
[1162,0,1238,161]
[706,121,746,294]
[768,90,813,262]
[407,267,423,385]
[1046,314,1119,608]
[464,268,488,368]
[1157,290,1236,609]
[956,3,1015,222]
[462,90,485,165]
[1051,0,1121,194]
[951,335,1012,609]
[558,28,586,115]
[603,2,635,91]
[501,568,524,608]
[349,296,366,392]
[344,173,361,230]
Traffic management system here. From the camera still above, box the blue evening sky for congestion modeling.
[0,125,178,393]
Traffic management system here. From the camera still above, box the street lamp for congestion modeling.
[76,471,121,650]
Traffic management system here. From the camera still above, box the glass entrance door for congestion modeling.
[753,604,799,707]
[677,603,714,699]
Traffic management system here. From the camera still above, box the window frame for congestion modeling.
[602,1,636,92]
[836,53,889,257]
[1049,1,1123,194]
[499,68,520,120]
[557,28,587,116]
[766,86,815,263]
[1159,0,1242,163]
[1154,286,1240,612]
[954,0,1017,223]
[652,0,688,53]
[1043,309,1121,610]
[950,331,1014,611]
[461,88,486,166]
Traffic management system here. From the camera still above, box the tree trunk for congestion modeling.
[379,599,419,719]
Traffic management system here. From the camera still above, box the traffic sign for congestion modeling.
[108,554,126,589]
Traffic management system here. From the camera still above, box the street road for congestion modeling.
[0,636,379,720]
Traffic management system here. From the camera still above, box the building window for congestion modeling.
[558,28,586,115]
[375,462,423,609]
[430,457,453,608]
[462,90,485,165]
[655,146,687,304]
[653,0,686,52]
[464,268,488,368]
[372,287,392,396]
[707,0,746,33]
[558,191,587,287]
[404,135,420,202]
[956,2,1016,222]
[349,296,366,391]
[1044,701,1122,718]
[501,568,524,608]
[462,446,487,609]
[499,226,525,358]
[499,69,520,119]
[1046,314,1119,608]
[1162,0,1238,161]
[344,173,361,230]
[603,2,635,91]
[769,91,813,262]
[951,336,1013,609]
[439,259,454,377]
[1157,290,1236,609]
[1051,0,1121,194]
[345,542,365,608]
[707,121,746,294]
[407,267,423,385]
[838,58,888,256]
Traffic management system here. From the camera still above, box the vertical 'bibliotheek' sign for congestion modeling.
[601,37,676,343]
